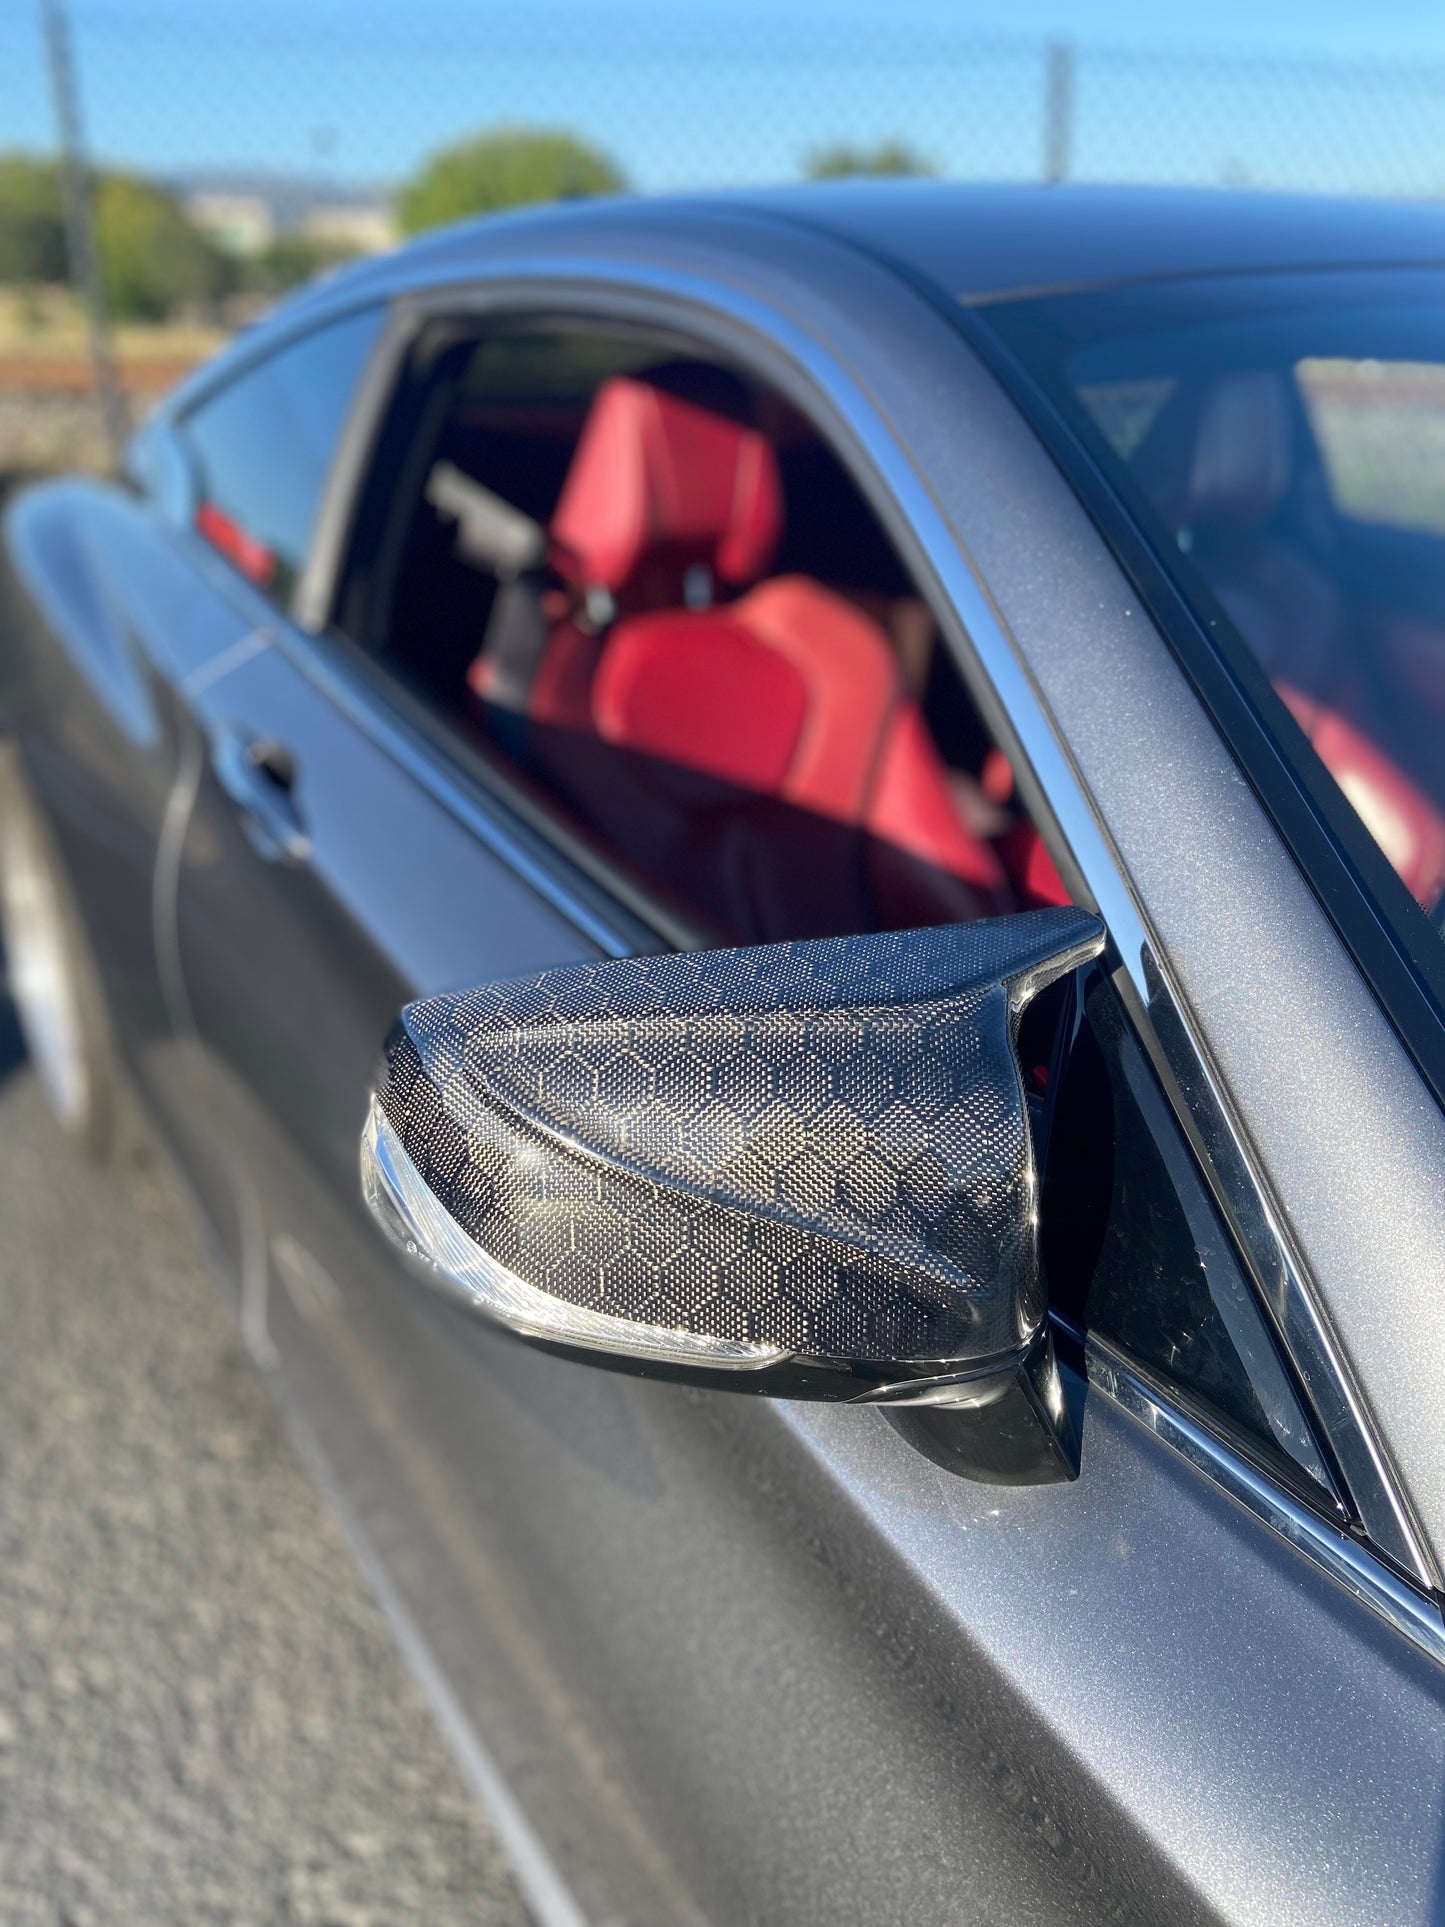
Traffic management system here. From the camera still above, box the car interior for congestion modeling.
[1082,359,1445,916]
[335,323,1071,947]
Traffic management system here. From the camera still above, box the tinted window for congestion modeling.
[982,269,1445,940]
[182,306,382,607]
[339,322,1072,947]
[1045,980,1334,1502]
[348,318,1325,1503]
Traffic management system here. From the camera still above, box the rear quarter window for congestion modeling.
[180,306,383,607]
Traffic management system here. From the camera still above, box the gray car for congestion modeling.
[4,182,1445,1925]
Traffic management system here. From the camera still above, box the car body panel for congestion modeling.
[344,200,1445,1583]
[752,213,1445,1580]
[0,478,263,1252]
[730,180,1445,299]
[6,188,1445,1923]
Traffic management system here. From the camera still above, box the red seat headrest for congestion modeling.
[550,375,783,600]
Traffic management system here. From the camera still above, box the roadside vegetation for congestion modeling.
[0,123,935,325]
[0,125,934,475]
[0,153,358,322]
[803,139,936,179]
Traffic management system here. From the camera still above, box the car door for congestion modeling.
[0,467,234,1153]
[60,306,387,1286]
[166,253,1445,1927]
[167,325,711,1924]
[0,309,370,1262]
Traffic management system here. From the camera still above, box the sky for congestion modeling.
[836,0,1445,54]
[6,0,1445,200]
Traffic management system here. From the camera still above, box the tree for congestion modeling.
[804,140,937,181]
[397,127,626,234]
[0,153,229,321]
[241,232,359,299]
[0,153,67,286]
[94,173,231,321]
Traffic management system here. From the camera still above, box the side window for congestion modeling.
[336,312,1335,1509]
[180,306,383,608]
[335,321,1070,947]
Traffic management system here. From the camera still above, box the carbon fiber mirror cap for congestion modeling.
[362,908,1103,1456]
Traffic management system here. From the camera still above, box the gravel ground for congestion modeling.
[0,998,529,1927]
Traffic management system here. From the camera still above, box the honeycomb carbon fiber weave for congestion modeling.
[373,908,1103,1374]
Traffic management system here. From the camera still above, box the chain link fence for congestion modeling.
[4,1,1445,476]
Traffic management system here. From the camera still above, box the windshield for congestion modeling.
[979,268,1445,926]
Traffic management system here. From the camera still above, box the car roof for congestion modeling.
[172,182,1445,422]
[713,181,1445,303]
[360,180,1445,309]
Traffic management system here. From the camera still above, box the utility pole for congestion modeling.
[42,0,128,465]
[1043,39,1075,185]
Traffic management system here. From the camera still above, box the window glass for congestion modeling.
[1296,357,1445,539]
[342,323,1073,947]
[340,317,1324,1492]
[181,306,382,607]
[1044,979,1334,1501]
[980,269,1445,936]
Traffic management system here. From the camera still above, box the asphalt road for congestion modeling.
[0,996,529,1927]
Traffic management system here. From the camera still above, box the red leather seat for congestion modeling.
[1278,685,1445,909]
[483,371,786,738]
[472,372,1010,937]
[548,372,783,615]
[1137,372,1445,912]
[592,577,1010,922]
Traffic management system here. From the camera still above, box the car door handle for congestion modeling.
[213,728,310,862]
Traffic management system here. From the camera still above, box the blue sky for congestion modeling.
[5,0,1445,198]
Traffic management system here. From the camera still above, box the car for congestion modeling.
[4,180,1445,1926]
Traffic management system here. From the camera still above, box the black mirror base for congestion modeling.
[875,1329,1082,1484]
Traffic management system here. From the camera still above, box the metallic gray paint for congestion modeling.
[357,218,1432,1578]
[8,192,1445,1921]
[193,185,1445,371]
[0,480,258,1263]
[791,243,1445,1581]
[1084,1335,1445,1666]
[739,180,1445,299]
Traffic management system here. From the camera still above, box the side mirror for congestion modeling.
[361,907,1104,1482]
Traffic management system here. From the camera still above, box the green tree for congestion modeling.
[94,173,230,321]
[241,232,359,299]
[0,152,67,286]
[804,140,937,181]
[397,127,626,234]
